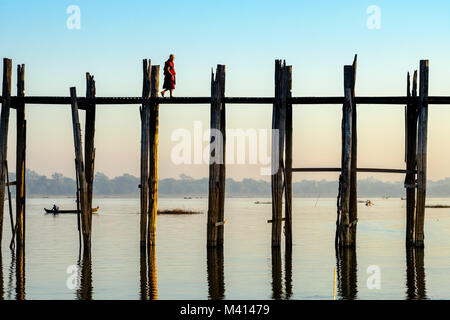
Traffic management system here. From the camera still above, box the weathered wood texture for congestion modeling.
[85,73,96,235]
[207,65,226,247]
[217,67,226,247]
[16,64,26,250]
[414,60,429,247]
[349,56,358,245]
[337,66,354,247]
[140,59,151,247]
[405,71,418,246]
[70,87,90,249]
[148,65,160,247]
[284,66,293,247]
[11,95,450,106]
[271,60,287,247]
[0,58,12,246]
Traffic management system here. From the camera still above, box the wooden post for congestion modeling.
[207,65,226,248]
[337,66,354,247]
[0,58,12,247]
[84,73,96,234]
[271,60,286,247]
[405,71,418,246]
[284,65,293,247]
[140,59,151,247]
[16,64,26,251]
[217,66,226,247]
[349,55,358,245]
[414,60,429,247]
[70,87,90,250]
[148,65,160,247]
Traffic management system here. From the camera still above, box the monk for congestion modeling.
[161,54,176,97]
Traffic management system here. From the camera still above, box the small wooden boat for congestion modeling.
[44,206,99,214]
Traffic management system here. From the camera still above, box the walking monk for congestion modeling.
[161,54,176,97]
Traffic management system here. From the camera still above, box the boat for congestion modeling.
[44,206,100,214]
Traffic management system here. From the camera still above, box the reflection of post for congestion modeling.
[284,246,293,299]
[405,247,427,300]
[15,245,25,300]
[140,246,158,300]
[139,247,148,300]
[207,247,225,300]
[76,250,92,300]
[147,245,158,300]
[335,247,357,300]
[271,247,282,300]
[0,251,4,300]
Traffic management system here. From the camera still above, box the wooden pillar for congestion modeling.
[284,65,293,247]
[84,73,96,234]
[271,60,286,247]
[405,71,418,246]
[207,65,226,248]
[70,87,90,250]
[414,60,429,247]
[0,58,12,247]
[349,55,358,245]
[217,66,226,247]
[337,66,354,247]
[140,59,151,247]
[148,65,160,247]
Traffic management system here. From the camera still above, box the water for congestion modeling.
[1,196,450,300]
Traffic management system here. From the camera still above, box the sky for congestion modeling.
[1,0,450,182]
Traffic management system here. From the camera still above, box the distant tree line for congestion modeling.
[6,169,450,197]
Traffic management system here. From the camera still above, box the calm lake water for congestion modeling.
[1,196,450,300]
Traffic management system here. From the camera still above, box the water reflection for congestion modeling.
[15,246,25,300]
[271,247,282,300]
[335,247,358,300]
[0,250,3,300]
[207,247,225,300]
[284,246,293,299]
[140,246,158,300]
[76,250,93,300]
[406,247,427,300]
[270,247,292,300]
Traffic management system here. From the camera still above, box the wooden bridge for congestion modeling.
[0,55,447,260]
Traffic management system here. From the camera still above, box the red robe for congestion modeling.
[163,60,176,90]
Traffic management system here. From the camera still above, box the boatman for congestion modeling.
[161,54,176,98]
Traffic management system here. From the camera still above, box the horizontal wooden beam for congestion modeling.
[291,167,416,174]
[5,95,450,107]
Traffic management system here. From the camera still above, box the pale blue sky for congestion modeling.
[1,1,450,181]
